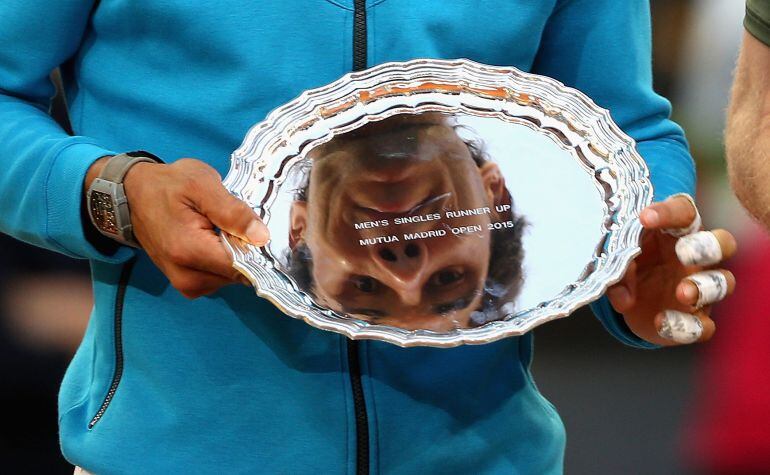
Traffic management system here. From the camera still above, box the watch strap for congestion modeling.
[100,151,161,182]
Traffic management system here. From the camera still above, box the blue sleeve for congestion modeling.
[0,1,134,263]
[532,0,696,349]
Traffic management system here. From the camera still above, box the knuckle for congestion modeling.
[182,168,220,199]
[179,289,201,300]
[192,163,216,180]
[182,173,202,192]
[229,268,244,282]
[165,244,193,266]
[176,157,202,168]
[176,159,215,180]
[172,274,204,298]
[204,164,222,179]
[168,274,186,292]
[173,158,197,171]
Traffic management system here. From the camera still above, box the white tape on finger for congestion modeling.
[675,231,723,267]
[658,310,703,344]
[687,271,728,308]
[663,193,702,237]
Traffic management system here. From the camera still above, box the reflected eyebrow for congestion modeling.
[431,290,478,315]
[342,306,388,318]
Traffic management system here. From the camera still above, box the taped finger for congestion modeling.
[675,231,723,266]
[657,310,704,344]
[683,270,734,308]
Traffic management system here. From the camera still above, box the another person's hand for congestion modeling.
[117,158,267,298]
[607,195,737,346]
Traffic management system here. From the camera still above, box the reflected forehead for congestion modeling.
[417,125,469,152]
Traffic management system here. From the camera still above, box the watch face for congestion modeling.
[90,190,119,234]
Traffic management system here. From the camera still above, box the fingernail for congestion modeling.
[246,220,269,246]
[681,282,698,303]
[657,310,703,344]
[675,231,722,266]
[642,209,659,227]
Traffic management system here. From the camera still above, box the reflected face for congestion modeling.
[289,115,509,331]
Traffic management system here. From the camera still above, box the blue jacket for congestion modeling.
[0,1,694,473]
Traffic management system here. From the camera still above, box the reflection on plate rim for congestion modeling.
[222,58,653,348]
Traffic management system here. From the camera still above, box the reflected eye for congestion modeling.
[429,268,464,287]
[352,276,379,293]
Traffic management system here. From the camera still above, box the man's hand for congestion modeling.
[607,195,737,346]
[113,158,268,298]
[727,31,770,229]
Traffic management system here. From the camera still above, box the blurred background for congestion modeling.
[1,1,767,473]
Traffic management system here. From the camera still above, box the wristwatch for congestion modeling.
[87,151,162,248]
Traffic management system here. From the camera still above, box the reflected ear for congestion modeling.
[480,161,506,206]
[289,201,308,250]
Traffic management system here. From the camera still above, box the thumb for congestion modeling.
[198,187,269,246]
[607,260,637,313]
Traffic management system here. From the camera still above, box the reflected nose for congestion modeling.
[371,241,429,304]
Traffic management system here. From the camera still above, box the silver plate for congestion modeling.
[223,59,652,348]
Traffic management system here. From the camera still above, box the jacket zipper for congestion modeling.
[88,260,134,429]
[349,2,370,474]
[353,0,368,72]
[347,339,370,475]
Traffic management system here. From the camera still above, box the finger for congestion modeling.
[608,260,637,313]
[168,232,243,280]
[192,178,269,246]
[677,270,736,308]
[655,310,715,345]
[185,231,254,288]
[165,265,234,299]
[211,192,269,245]
[238,274,253,287]
[675,230,737,266]
[640,194,698,231]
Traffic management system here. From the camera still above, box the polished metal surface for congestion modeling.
[222,59,652,347]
